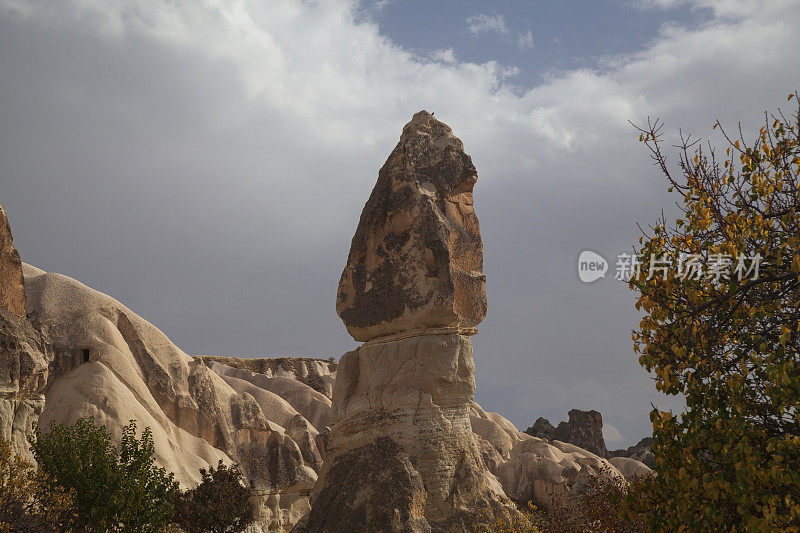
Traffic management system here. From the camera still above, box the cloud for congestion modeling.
[516,30,534,50]
[603,423,625,445]
[631,0,795,19]
[430,48,457,64]
[466,12,533,51]
[466,13,509,37]
[0,0,798,445]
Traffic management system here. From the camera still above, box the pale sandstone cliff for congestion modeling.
[0,203,48,462]
[20,263,327,532]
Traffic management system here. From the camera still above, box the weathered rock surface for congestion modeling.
[206,362,333,432]
[307,112,517,532]
[610,437,655,469]
[0,204,49,461]
[525,417,557,440]
[525,409,609,459]
[305,335,512,532]
[0,204,26,318]
[336,111,486,342]
[471,404,627,506]
[197,356,336,399]
[303,436,431,533]
[1,257,639,531]
[204,357,640,527]
[0,192,645,533]
[608,456,652,481]
[0,309,48,461]
[496,438,626,505]
[15,263,330,532]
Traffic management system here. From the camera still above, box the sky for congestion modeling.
[1,0,799,447]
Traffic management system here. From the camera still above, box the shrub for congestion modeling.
[29,417,179,532]
[477,472,648,533]
[173,460,254,533]
[0,436,75,532]
[529,475,647,533]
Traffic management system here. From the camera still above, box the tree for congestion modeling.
[475,473,648,533]
[173,460,254,533]
[29,418,179,532]
[0,436,75,532]
[115,421,181,532]
[530,474,647,533]
[624,93,800,530]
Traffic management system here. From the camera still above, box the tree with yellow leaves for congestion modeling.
[624,93,800,531]
[0,437,75,532]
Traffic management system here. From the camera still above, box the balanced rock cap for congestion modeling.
[0,203,26,317]
[337,111,486,342]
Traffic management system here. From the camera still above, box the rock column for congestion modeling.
[304,112,513,532]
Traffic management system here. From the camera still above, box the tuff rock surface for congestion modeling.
[305,112,517,532]
[0,195,650,533]
[336,110,486,343]
[525,417,557,440]
[197,356,337,399]
[608,456,653,481]
[305,335,512,532]
[0,309,48,461]
[470,403,628,506]
[525,409,609,458]
[0,204,26,318]
[0,204,48,461]
[610,437,655,469]
[17,263,333,532]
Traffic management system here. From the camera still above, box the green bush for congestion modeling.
[29,417,179,532]
[173,460,254,533]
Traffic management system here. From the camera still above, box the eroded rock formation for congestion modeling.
[0,204,26,318]
[7,258,640,532]
[306,112,514,532]
[336,110,486,343]
[525,409,609,458]
[608,456,652,481]
[610,437,655,469]
[19,263,331,532]
[0,309,47,461]
[470,404,628,505]
[196,356,337,399]
[0,204,48,461]
[0,112,652,532]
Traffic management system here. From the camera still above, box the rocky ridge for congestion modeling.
[610,437,655,469]
[525,409,654,480]
[525,409,609,459]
